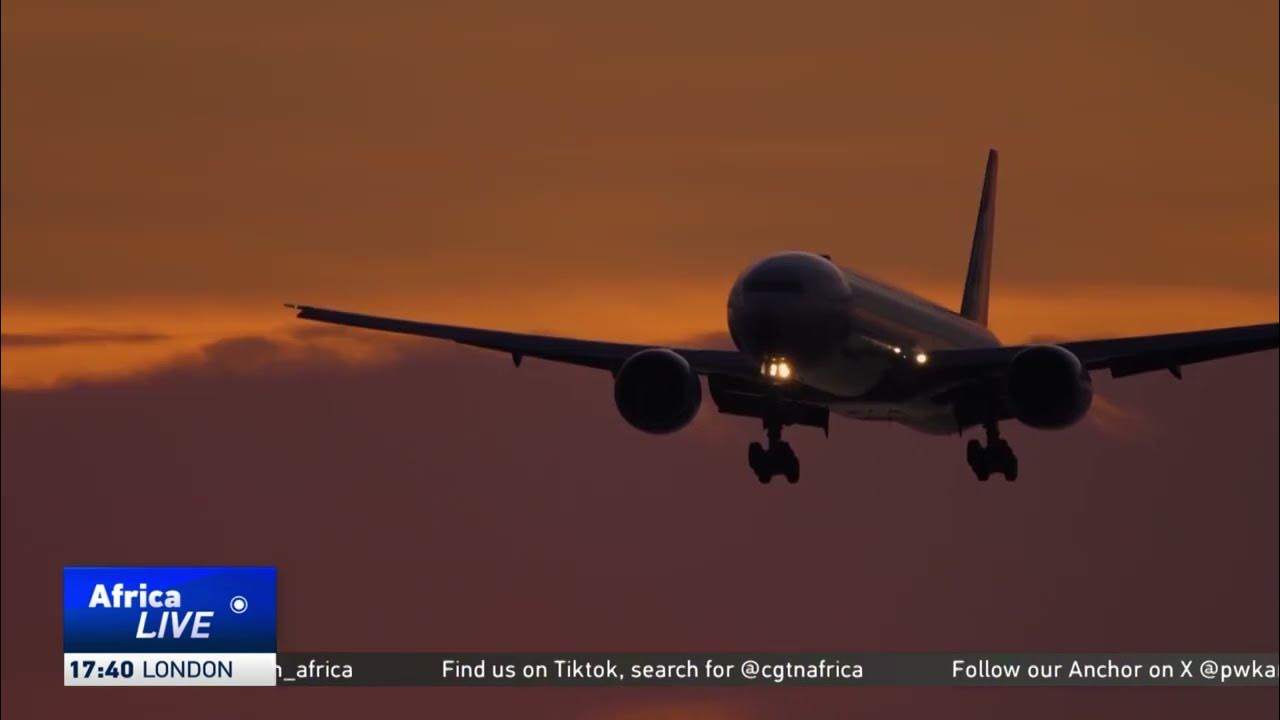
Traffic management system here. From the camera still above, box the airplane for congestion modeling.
[288,150,1279,484]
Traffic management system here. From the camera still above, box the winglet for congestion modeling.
[960,149,998,326]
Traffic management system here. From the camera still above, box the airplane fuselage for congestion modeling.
[728,251,1000,433]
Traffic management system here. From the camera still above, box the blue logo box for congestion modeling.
[63,567,276,653]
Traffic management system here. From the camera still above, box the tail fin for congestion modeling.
[961,149,998,326]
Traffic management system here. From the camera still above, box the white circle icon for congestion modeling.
[230,595,249,614]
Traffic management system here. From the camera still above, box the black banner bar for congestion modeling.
[274,653,1279,687]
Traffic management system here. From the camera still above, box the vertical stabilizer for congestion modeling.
[961,149,998,326]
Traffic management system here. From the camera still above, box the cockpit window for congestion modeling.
[744,279,805,295]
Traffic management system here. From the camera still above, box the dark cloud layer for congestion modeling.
[0,329,169,348]
[2,337,1276,717]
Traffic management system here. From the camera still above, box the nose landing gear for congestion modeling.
[747,415,800,484]
[966,421,1018,481]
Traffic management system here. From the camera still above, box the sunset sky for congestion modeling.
[2,2,1277,718]
[2,0,1277,386]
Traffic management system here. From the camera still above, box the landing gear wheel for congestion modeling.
[966,425,1019,482]
[1003,455,1019,482]
[776,442,800,484]
[746,417,803,485]
[988,440,1018,481]
[966,439,990,481]
[748,442,772,484]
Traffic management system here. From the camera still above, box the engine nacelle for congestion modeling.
[1007,344,1093,429]
[613,348,702,434]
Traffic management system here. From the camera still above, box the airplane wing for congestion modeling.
[292,304,1276,383]
[286,304,759,378]
[1060,322,1280,378]
[926,322,1278,428]
[928,322,1279,380]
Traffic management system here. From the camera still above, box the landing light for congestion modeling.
[914,352,929,365]
[760,357,793,382]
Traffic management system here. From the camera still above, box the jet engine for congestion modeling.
[1006,344,1093,429]
[613,348,702,434]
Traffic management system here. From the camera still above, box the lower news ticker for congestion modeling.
[59,567,1276,688]
[271,653,1279,687]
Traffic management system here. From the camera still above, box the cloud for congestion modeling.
[0,321,431,390]
[667,331,737,351]
[3,281,1276,389]
[1025,334,1071,345]
[186,330,415,378]
[0,329,168,348]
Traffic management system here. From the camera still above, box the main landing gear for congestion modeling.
[966,421,1018,482]
[748,415,800,484]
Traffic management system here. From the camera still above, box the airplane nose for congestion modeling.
[731,302,847,366]
[728,252,852,366]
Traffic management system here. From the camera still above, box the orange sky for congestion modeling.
[2,0,1277,387]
